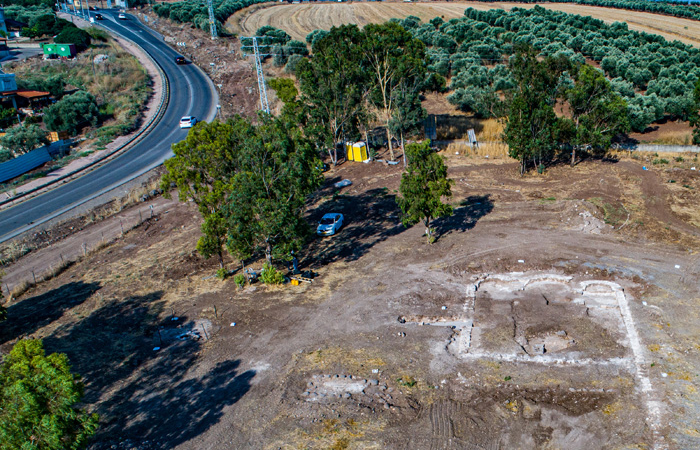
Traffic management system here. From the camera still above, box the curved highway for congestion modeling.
[0,11,218,242]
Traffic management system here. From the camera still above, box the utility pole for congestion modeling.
[252,37,269,113]
[207,0,217,39]
[241,36,275,114]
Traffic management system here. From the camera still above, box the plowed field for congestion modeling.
[230,1,700,46]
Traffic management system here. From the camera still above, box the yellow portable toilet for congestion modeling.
[346,142,368,162]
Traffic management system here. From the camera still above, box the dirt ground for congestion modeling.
[2,5,700,450]
[1,150,699,449]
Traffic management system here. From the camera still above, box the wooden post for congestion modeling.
[31,271,36,284]
[120,220,124,236]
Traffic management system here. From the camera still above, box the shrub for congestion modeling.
[234,273,246,287]
[0,340,99,449]
[284,54,304,75]
[0,149,13,163]
[260,263,285,285]
[216,267,228,280]
[43,90,99,135]
[86,27,109,42]
[653,158,669,165]
[54,26,91,50]
[0,124,48,155]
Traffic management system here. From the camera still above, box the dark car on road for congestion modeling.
[94,13,103,19]
[175,55,186,65]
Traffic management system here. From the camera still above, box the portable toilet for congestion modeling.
[345,142,368,162]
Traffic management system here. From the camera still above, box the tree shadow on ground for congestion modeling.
[42,291,254,449]
[43,291,166,394]
[0,281,101,345]
[304,188,405,267]
[433,195,494,242]
[90,357,254,449]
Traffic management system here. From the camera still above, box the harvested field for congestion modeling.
[231,1,700,46]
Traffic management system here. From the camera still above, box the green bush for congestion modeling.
[0,340,99,449]
[260,263,285,285]
[43,90,99,135]
[216,267,228,280]
[16,74,64,98]
[55,26,91,50]
[0,124,48,155]
[86,27,109,42]
[0,149,14,163]
[234,273,246,287]
[653,158,670,165]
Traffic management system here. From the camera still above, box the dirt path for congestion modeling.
[231,1,700,46]
[2,196,178,296]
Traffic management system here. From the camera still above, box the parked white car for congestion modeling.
[118,13,126,19]
[317,213,344,236]
[179,116,196,129]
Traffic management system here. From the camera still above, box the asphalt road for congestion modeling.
[0,10,217,243]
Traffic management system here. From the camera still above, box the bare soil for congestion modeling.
[2,6,700,450]
[2,152,700,449]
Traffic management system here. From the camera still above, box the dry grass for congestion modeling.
[0,241,31,267]
[445,141,510,158]
[9,279,35,300]
[648,131,694,146]
[42,259,75,282]
[5,37,150,145]
[86,179,161,224]
[232,1,700,47]
[479,118,504,141]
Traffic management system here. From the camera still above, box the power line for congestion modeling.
[207,0,217,39]
[241,37,270,114]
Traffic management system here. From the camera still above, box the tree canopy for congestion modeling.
[362,22,427,161]
[43,91,99,136]
[561,63,630,165]
[0,340,99,450]
[162,115,322,269]
[397,141,454,243]
[0,124,49,156]
[296,25,368,165]
[161,120,239,268]
[225,115,323,265]
[502,47,568,174]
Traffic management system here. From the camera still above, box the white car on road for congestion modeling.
[179,116,196,129]
[317,213,344,236]
[118,13,126,19]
